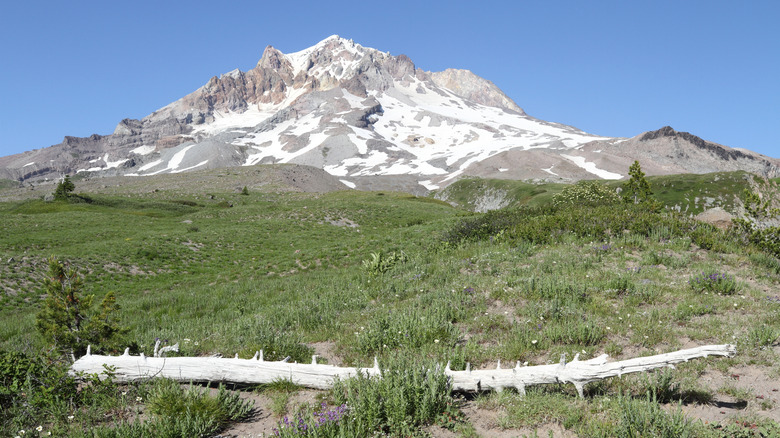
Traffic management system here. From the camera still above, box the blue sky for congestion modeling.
[1,0,778,158]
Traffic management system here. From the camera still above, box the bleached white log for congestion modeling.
[450,344,735,397]
[70,344,735,396]
[70,350,382,390]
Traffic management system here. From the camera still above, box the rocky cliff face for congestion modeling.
[2,36,777,191]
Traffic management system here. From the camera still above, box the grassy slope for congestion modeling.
[2,172,779,436]
[439,171,768,215]
[435,177,566,211]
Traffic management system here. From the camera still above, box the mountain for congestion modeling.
[1,36,778,191]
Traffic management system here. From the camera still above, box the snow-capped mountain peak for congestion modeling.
[2,37,777,191]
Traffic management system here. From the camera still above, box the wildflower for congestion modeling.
[67,415,74,421]
[434,339,440,343]
[606,326,611,330]
[136,396,143,402]
[36,426,43,432]
[531,339,538,344]
[19,431,25,436]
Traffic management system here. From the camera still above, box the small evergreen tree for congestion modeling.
[622,161,653,204]
[36,257,124,359]
[53,175,75,201]
[241,186,249,196]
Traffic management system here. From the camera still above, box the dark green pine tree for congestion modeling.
[36,257,124,359]
[622,161,653,204]
[53,175,75,201]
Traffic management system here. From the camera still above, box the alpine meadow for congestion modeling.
[1,163,779,437]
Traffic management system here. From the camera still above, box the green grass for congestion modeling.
[2,170,780,436]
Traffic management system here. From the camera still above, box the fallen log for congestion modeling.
[70,344,736,397]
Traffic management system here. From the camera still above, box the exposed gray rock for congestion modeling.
[695,207,734,230]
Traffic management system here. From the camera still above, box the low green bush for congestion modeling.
[77,379,253,438]
[362,251,407,275]
[688,272,737,295]
[552,180,621,207]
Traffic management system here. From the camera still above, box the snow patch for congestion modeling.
[339,179,356,189]
[560,154,622,179]
[138,159,163,172]
[171,160,208,173]
[420,180,440,190]
[22,162,35,167]
[131,145,156,155]
[103,154,129,169]
[168,145,197,170]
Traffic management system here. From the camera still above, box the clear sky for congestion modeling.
[1,0,778,158]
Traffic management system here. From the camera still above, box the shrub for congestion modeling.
[733,189,780,257]
[552,180,620,207]
[35,257,126,358]
[273,403,348,437]
[688,272,737,295]
[78,379,253,438]
[146,379,253,427]
[362,251,407,275]
[330,357,452,436]
[442,203,711,249]
[0,349,78,429]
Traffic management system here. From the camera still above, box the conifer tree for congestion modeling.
[36,257,124,359]
[622,161,653,204]
[53,175,75,201]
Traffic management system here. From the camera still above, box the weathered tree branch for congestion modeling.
[70,344,736,396]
